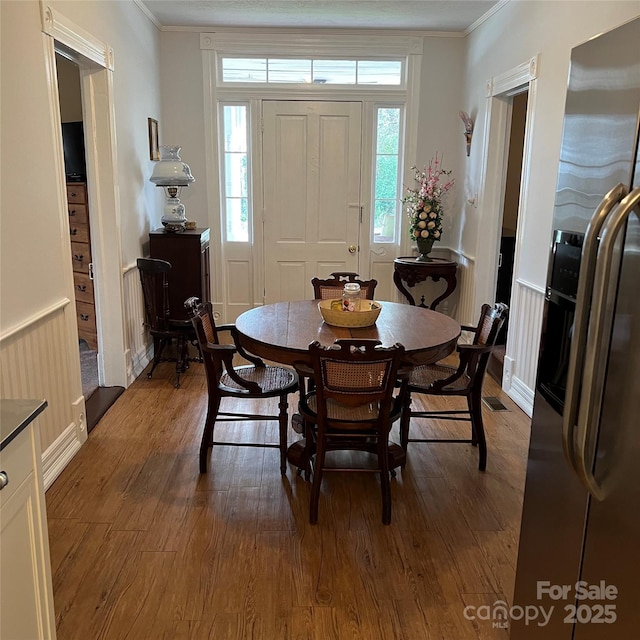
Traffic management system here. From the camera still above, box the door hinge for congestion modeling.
[88,263,95,280]
[498,253,503,268]
[359,206,363,223]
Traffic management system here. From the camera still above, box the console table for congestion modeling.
[393,257,458,310]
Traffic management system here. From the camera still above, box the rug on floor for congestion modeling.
[79,339,98,399]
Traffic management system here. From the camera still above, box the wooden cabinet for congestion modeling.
[67,182,97,349]
[0,400,56,640]
[149,228,211,321]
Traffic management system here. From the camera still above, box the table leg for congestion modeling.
[393,269,417,305]
[430,273,458,310]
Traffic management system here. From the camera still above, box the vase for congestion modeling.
[415,237,435,262]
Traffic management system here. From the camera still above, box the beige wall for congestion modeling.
[1,0,161,328]
[56,55,83,122]
[502,92,527,234]
[0,0,161,461]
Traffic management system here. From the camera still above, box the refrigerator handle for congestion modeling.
[562,184,627,471]
[575,187,640,500]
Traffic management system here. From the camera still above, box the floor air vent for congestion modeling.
[482,396,508,412]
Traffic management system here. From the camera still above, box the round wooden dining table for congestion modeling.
[234,299,461,367]
[235,299,461,473]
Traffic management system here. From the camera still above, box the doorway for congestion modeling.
[55,51,124,430]
[489,90,528,382]
[261,100,364,302]
[56,54,99,397]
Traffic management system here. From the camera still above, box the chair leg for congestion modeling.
[378,435,392,525]
[174,336,190,388]
[200,395,220,473]
[399,390,412,453]
[148,337,166,378]
[302,421,315,481]
[468,394,487,471]
[278,394,289,475]
[309,434,326,524]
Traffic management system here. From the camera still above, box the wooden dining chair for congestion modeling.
[185,297,299,475]
[293,339,409,525]
[137,257,196,388]
[293,273,379,435]
[311,272,378,300]
[399,302,508,471]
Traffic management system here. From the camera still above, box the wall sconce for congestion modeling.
[150,145,195,232]
[459,111,474,157]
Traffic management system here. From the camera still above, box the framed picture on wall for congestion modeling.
[148,117,159,161]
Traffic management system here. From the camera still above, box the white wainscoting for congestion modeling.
[450,249,476,326]
[0,301,85,489]
[503,278,545,417]
[122,263,151,384]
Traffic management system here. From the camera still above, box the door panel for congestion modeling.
[262,101,362,302]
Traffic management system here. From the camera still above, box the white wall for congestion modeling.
[158,31,208,231]
[461,0,640,289]
[415,35,466,250]
[457,0,640,413]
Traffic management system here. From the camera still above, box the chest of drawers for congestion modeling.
[67,182,97,350]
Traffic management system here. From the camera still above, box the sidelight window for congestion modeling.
[221,104,249,242]
[373,106,403,244]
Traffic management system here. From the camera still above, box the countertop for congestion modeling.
[0,399,48,452]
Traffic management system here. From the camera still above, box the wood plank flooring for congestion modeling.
[46,358,531,639]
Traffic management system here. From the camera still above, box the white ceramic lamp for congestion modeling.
[150,145,195,232]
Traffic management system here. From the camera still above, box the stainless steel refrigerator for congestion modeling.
[511,17,640,640]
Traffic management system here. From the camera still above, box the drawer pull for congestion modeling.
[80,314,90,322]
[77,284,87,292]
[0,471,8,490]
[74,254,84,262]
[69,209,76,216]
[70,191,78,198]
[70,228,78,236]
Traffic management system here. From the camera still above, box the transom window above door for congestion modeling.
[220,57,403,86]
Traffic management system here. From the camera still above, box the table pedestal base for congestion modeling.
[286,439,406,476]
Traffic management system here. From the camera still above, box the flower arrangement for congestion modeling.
[403,154,455,245]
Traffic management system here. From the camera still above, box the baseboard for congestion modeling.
[129,343,153,384]
[42,422,84,490]
[506,375,534,417]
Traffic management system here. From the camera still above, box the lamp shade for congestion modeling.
[150,145,195,186]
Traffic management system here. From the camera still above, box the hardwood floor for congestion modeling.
[46,359,531,639]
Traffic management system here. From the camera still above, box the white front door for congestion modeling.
[262,101,363,302]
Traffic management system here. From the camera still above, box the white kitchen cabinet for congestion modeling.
[0,400,56,640]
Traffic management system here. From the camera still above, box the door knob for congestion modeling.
[348,244,357,254]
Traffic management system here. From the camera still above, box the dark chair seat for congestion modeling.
[408,363,471,392]
[304,395,402,423]
[219,364,296,394]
